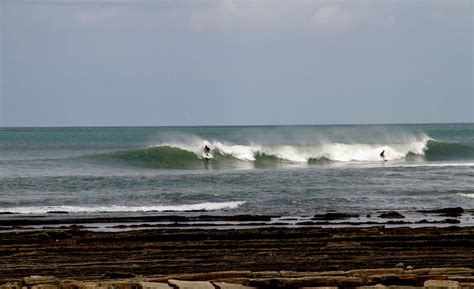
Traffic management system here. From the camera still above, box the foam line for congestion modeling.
[0,201,246,214]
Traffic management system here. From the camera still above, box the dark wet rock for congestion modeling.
[386,220,411,224]
[415,219,460,224]
[0,215,276,227]
[312,213,359,220]
[418,207,464,217]
[417,219,430,224]
[65,224,87,230]
[101,271,136,279]
[163,209,207,213]
[121,222,273,229]
[370,274,419,286]
[442,219,461,224]
[0,212,14,215]
[378,211,405,219]
[197,215,275,222]
[366,214,371,218]
[47,211,69,214]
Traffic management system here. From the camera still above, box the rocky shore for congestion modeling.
[1,207,473,231]
[1,225,473,288]
[2,267,474,289]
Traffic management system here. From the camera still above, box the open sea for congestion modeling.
[0,124,473,226]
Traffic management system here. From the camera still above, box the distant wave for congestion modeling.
[82,135,474,169]
[458,193,474,199]
[0,201,246,214]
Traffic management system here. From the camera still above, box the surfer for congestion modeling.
[203,145,211,157]
[380,150,386,161]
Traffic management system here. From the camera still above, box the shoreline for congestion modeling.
[1,207,473,232]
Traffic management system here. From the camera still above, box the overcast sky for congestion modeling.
[0,0,473,127]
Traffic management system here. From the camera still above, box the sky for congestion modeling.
[0,0,473,127]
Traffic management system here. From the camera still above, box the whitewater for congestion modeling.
[154,134,429,163]
[0,123,473,218]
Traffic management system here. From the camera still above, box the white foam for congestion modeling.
[156,139,262,161]
[154,134,431,163]
[0,201,246,214]
[262,145,308,162]
[458,193,474,199]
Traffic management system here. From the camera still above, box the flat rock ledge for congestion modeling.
[1,268,474,289]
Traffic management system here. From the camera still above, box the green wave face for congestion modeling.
[98,146,203,169]
[94,146,251,170]
[424,140,474,161]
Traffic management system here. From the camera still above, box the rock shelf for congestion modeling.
[1,268,474,288]
[0,226,473,288]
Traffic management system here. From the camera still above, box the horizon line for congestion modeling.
[0,121,473,129]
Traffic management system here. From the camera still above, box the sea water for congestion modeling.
[0,124,473,218]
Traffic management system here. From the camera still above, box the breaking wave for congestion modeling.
[81,133,474,169]
[0,201,246,214]
[458,193,474,199]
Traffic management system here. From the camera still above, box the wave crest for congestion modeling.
[1,201,246,214]
[86,134,474,169]
[157,136,431,163]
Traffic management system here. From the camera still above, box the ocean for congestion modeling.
[0,124,473,227]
